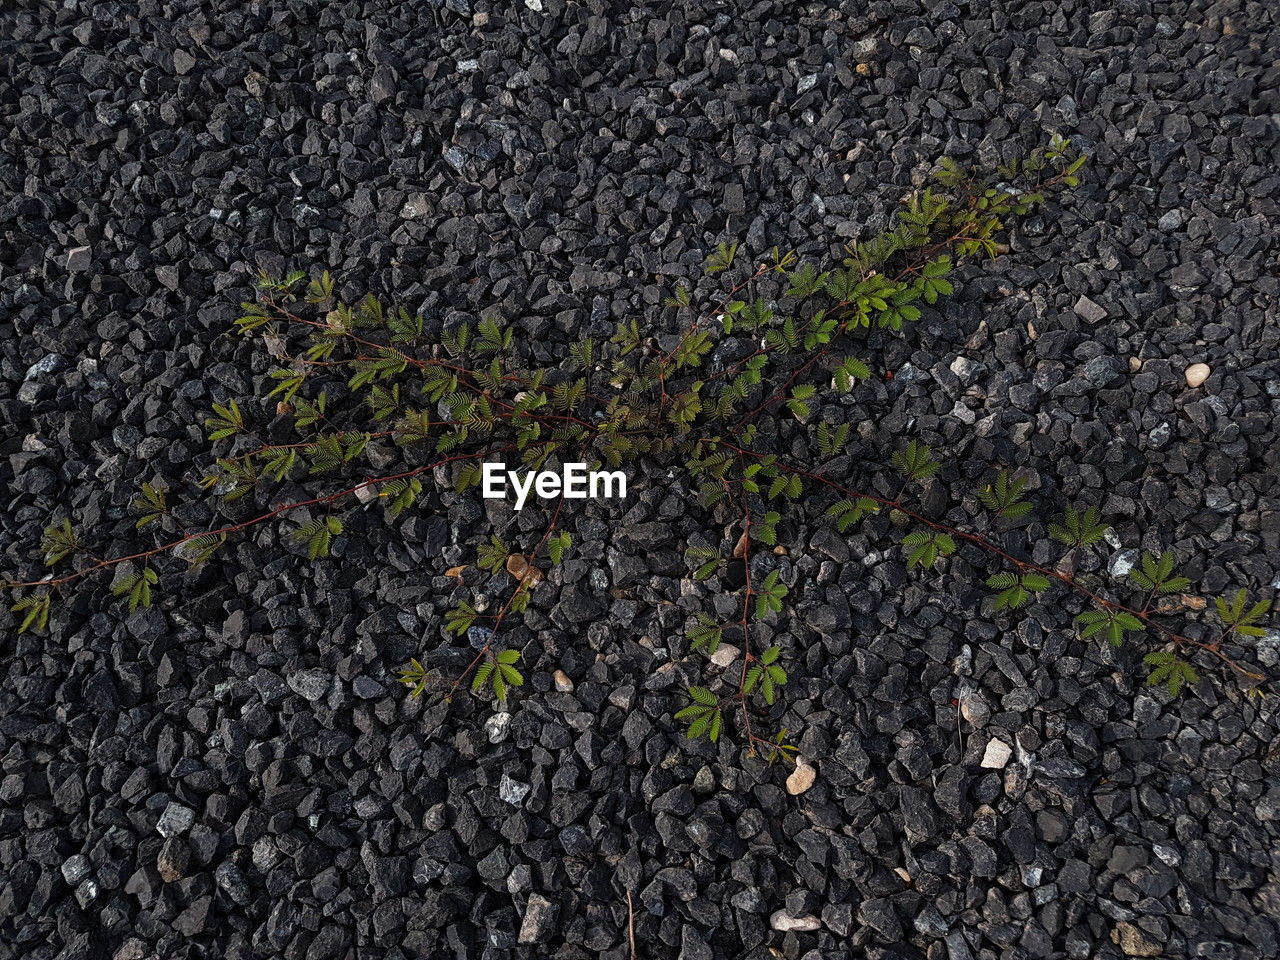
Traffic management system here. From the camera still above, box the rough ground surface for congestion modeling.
[2,2,1279,958]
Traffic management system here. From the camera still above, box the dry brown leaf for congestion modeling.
[506,554,542,585]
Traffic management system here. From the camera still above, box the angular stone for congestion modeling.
[500,773,529,806]
[66,246,92,271]
[518,893,555,943]
[1073,295,1107,322]
[61,854,92,885]
[157,801,195,837]
[981,739,1013,769]
[287,669,329,702]
[157,837,190,882]
[1113,921,1163,957]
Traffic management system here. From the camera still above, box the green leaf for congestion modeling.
[131,481,168,529]
[367,382,401,421]
[292,392,328,429]
[826,497,878,533]
[10,591,52,634]
[785,262,826,298]
[685,545,720,581]
[380,477,422,517]
[477,535,508,575]
[445,601,478,636]
[569,339,595,369]
[677,687,723,743]
[1049,505,1108,548]
[785,384,815,421]
[260,447,298,483]
[903,530,954,569]
[892,440,940,483]
[1215,588,1271,637]
[688,685,717,707]
[1076,607,1143,646]
[1144,651,1198,697]
[755,511,781,547]
[41,518,78,567]
[832,356,871,392]
[397,657,430,699]
[816,421,851,457]
[293,517,342,560]
[688,614,723,655]
[753,570,788,619]
[111,566,158,613]
[266,368,307,405]
[1129,550,1191,595]
[704,241,739,275]
[472,649,523,703]
[547,531,572,565]
[176,532,226,569]
[986,570,1051,610]
[978,470,1032,520]
[765,727,800,766]
[204,399,247,441]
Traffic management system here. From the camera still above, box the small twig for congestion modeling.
[626,889,637,960]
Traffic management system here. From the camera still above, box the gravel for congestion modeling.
[2,2,1279,959]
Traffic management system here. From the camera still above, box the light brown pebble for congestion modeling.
[552,670,573,692]
[1184,363,1210,388]
[786,758,816,795]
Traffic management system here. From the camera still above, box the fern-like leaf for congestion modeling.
[1049,505,1108,548]
[41,518,79,567]
[893,440,940,483]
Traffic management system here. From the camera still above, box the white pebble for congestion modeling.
[770,910,821,932]
[981,739,1013,769]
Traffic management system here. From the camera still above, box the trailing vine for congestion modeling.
[5,136,1270,763]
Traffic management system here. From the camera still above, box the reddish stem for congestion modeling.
[713,439,1263,681]
[3,446,519,591]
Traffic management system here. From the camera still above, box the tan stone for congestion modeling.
[552,670,573,693]
[1112,921,1163,957]
[786,758,816,795]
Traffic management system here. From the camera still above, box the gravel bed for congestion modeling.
[2,2,1279,958]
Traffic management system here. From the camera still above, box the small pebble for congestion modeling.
[156,801,195,837]
[786,758,816,795]
[66,246,92,271]
[770,910,821,932]
[1184,363,1210,388]
[709,643,739,668]
[981,739,1013,769]
[960,694,990,725]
